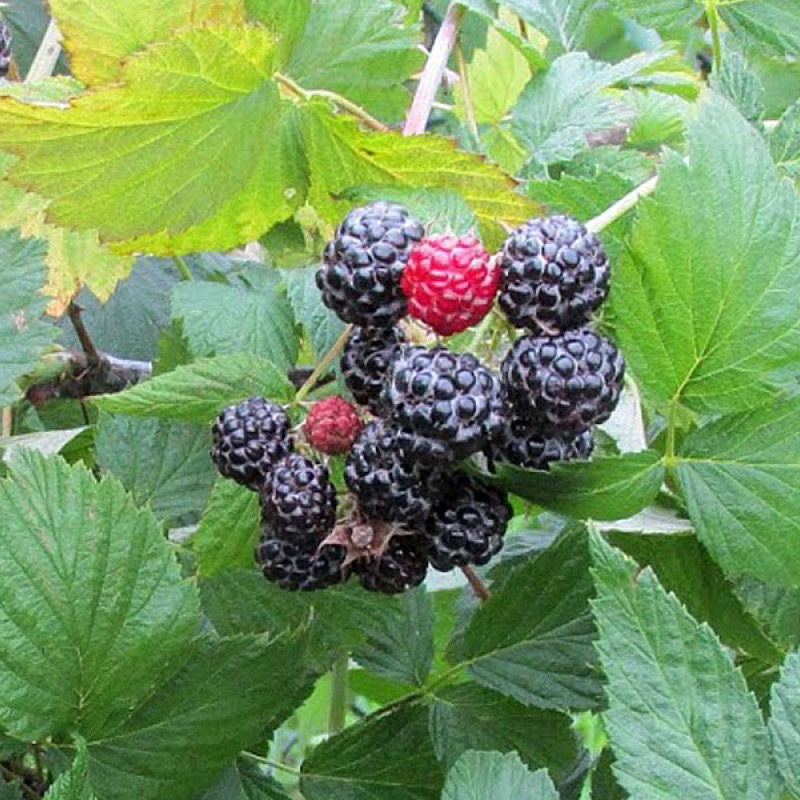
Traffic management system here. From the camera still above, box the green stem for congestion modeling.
[707,1,723,76]
[328,652,349,735]
[665,401,678,465]
[295,324,353,403]
[241,751,302,775]
[172,254,193,282]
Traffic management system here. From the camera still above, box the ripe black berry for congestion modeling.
[356,535,428,594]
[499,215,608,334]
[340,325,407,413]
[260,454,337,543]
[424,473,511,571]
[256,535,348,591]
[501,329,624,436]
[211,397,292,490]
[491,416,594,470]
[317,202,424,327]
[345,420,440,523]
[383,345,504,464]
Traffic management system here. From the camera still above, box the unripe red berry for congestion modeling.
[304,395,364,455]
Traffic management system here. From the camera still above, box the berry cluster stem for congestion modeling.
[461,565,491,603]
[328,652,349,735]
[585,174,659,234]
[706,1,723,77]
[404,2,466,135]
[295,324,354,403]
[26,17,62,83]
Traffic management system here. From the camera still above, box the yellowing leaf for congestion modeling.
[50,0,244,84]
[297,101,538,249]
[0,155,133,313]
[0,26,302,254]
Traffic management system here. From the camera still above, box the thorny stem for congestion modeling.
[67,302,100,366]
[585,174,659,234]
[328,652,349,735]
[274,73,389,132]
[172,254,194,282]
[295,324,354,403]
[706,1,723,77]
[403,1,466,135]
[1,408,11,438]
[461,565,491,602]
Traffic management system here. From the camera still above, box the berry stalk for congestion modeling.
[295,324,354,403]
[585,174,659,234]
[328,652,350,735]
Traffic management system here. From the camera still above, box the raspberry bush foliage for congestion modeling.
[2,1,800,798]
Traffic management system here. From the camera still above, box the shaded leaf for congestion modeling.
[44,739,96,800]
[460,525,601,710]
[442,750,558,800]
[300,705,443,800]
[284,267,346,360]
[478,451,664,521]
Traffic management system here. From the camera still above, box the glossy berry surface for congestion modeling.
[256,535,347,591]
[317,202,424,328]
[501,329,625,436]
[356,535,429,594]
[345,420,440,523]
[260,454,337,543]
[499,215,608,334]
[491,416,594,470]
[210,397,292,490]
[424,473,511,571]
[383,345,504,463]
[402,234,498,336]
[305,395,363,455]
[340,325,407,413]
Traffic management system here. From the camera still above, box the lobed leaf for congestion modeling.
[768,648,800,795]
[441,750,558,800]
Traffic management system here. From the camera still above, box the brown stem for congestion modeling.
[403,2,466,135]
[67,303,100,366]
[461,565,491,602]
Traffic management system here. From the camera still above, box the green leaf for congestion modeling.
[770,98,800,182]
[353,587,434,687]
[44,739,96,800]
[735,578,800,652]
[429,684,577,776]
[676,397,800,587]
[590,533,780,800]
[297,100,538,249]
[603,0,699,29]
[300,705,444,800]
[244,0,310,68]
[610,93,800,413]
[0,26,304,254]
[0,428,88,465]
[172,275,299,372]
[768,648,800,795]
[0,230,58,403]
[710,51,765,123]
[455,24,531,125]
[626,90,691,149]
[201,762,292,800]
[460,525,601,710]
[477,451,665,521]
[511,50,676,172]
[284,267,346,360]
[0,451,200,741]
[607,532,782,663]
[720,1,800,58]
[442,750,558,800]
[193,480,261,576]
[49,0,243,84]
[501,0,596,51]
[87,632,315,800]
[95,413,216,525]
[286,0,422,122]
[94,353,295,421]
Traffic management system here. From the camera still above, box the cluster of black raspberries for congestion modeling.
[211,202,625,594]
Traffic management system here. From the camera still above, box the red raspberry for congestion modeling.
[402,234,499,336]
[304,396,364,455]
